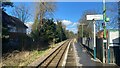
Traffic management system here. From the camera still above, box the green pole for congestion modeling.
[103,0,106,63]
[103,0,106,39]
[103,0,110,63]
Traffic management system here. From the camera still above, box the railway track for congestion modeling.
[36,39,76,68]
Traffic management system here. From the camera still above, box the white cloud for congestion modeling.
[25,22,33,28]
[66,27,78,34]
[61,20,78,34]
[54,21,57,24]
[62,20,72,26]
[25,22,33,34]
[70,22,79,27]
[70,28,78,34]
[24,20,78,34]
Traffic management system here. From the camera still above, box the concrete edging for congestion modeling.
[62,40,72,67]
[72,39,79,67]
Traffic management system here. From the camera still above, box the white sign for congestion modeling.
[86,15,103,20]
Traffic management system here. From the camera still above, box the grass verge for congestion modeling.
[2,41,66,66]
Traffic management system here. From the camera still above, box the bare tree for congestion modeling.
[12,3,31,23]
[78,10,97,37]
[106,2,119,29]
[32,2,56,31]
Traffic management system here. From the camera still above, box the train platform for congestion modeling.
[73,42,119,67]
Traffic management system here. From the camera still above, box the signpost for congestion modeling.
[86,0,109,63]
[86,14,103,60]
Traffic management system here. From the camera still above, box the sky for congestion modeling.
[53,2,103,33]
[5,2,118,34]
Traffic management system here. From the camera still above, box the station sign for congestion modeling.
[86,15,103,20]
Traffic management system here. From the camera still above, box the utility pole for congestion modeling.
[80,23,86,45]
[80,23,86,38]
[82,24,83,38]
